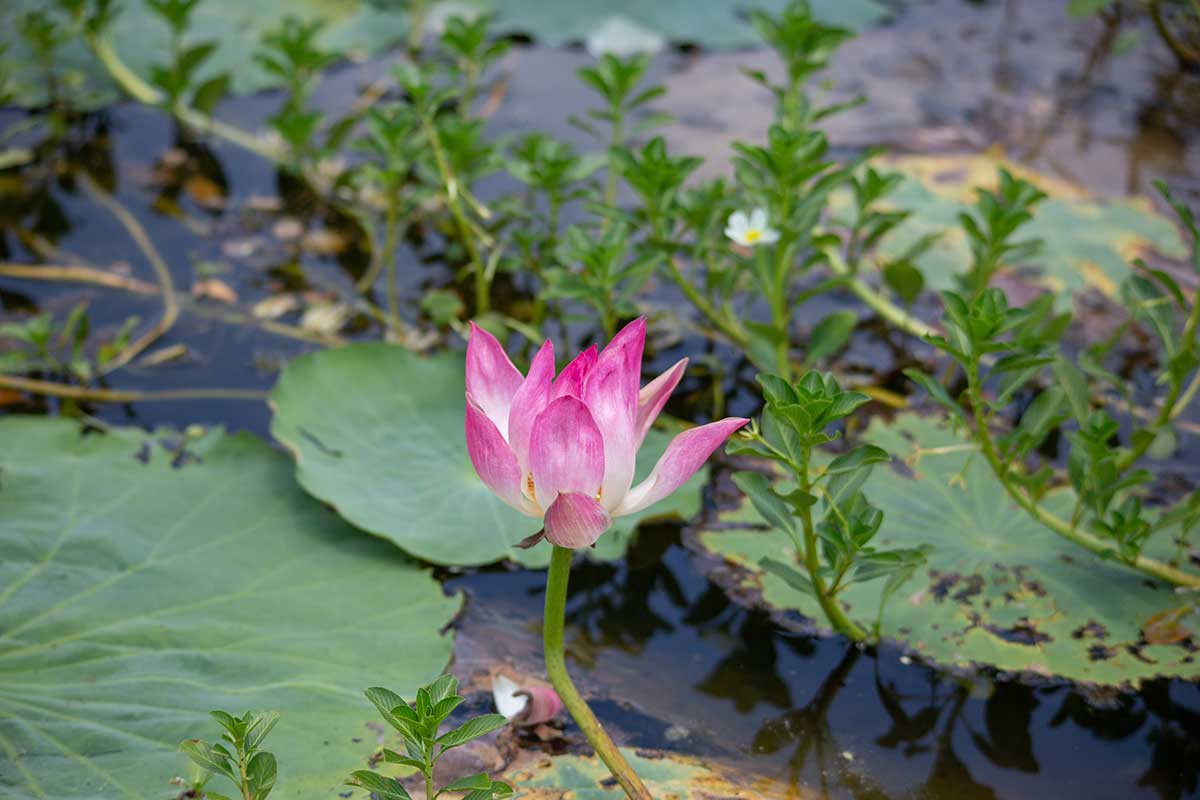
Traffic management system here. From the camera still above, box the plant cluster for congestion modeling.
[180,676,512,800]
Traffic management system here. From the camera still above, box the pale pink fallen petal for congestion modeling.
[551,345,598,401]
[506,339,555,472]
[613,417,749,515]
[543,491,613,548]
[530,396,605,505]
[635,357,687,447]
[465,396,530,514]
[518,685,564,725]
[584,342,639,510]
[466,322,523,438]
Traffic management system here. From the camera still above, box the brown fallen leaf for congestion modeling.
[1142,603,1198,646]
[183,174,226,210]
[192,278,238,304]
[252,294,301,320]
[301,227,351,255]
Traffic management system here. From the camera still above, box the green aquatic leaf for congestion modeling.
[837,154,1188,306]
[0,0,890,109]
[270,343,707,567]
[0,416,459,800]
[697,413,1200,685]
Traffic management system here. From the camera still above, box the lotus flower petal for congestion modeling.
[614,417,750,515]
[465,396,530,514]
[466,322,523,438]
[493,674,528,719]
[519,684,564,724]
[544,491,613,548]
[635,357,687,447]
[584,340,639,510]
[599,317,646,404]
[530,396,605,507]
[507,339,555,471]
[551,345,597,402]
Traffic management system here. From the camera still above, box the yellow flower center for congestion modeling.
[744,229,761,243]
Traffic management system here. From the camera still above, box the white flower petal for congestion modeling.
[492,675,529,720]
[749,208,768,230]
[758,227,781,244]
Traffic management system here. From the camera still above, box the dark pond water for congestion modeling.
[2,0,1199,797]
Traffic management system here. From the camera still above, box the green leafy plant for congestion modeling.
[350,674,513,800]
[904,183,1200,588]
[181,710,279,800]
[145,0,229,115]
[573,53,669,205]
[0,305,138,382]
[728,371,930,640]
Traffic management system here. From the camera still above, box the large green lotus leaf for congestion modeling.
[270,343,707,567]
[0,416,459,800]
[834,153,1187,304]
[507,748,778,798]
[0,0,887,109]
[697,413,1200,686]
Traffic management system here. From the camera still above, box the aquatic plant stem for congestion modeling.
[797,451,868,642]
[0,374,265,403]
[821,247,936,340]
[665,259,750,348]
[87,34,285,164]
[78,173,179,376]
[966,367,1200,589]
[543,547,651,800]
[1116,295,1200,470]
[419,114,491,315]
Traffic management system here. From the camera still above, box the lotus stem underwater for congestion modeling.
[464,317,747,798]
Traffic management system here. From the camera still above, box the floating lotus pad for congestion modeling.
[0,416,459,800]
[270,343,707,567]
[697,413,1200,686]
[840,153,1188,303]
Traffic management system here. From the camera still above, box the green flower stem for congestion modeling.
[419,114,491,315]
[821,246,936,340]
[544,547,651,800]
[665,258,750,348]
[966,366,1200,589]
[797,451,868,642]
[382,193,404,331]
[603,109,624,209]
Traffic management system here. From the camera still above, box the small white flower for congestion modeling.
[725,208,779,247]
[492,674,529,720]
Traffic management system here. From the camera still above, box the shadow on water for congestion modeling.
[449,526,1200,800]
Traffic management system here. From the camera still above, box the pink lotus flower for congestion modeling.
[465,318,748,548]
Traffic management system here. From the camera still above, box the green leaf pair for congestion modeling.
[350,675,511,800]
